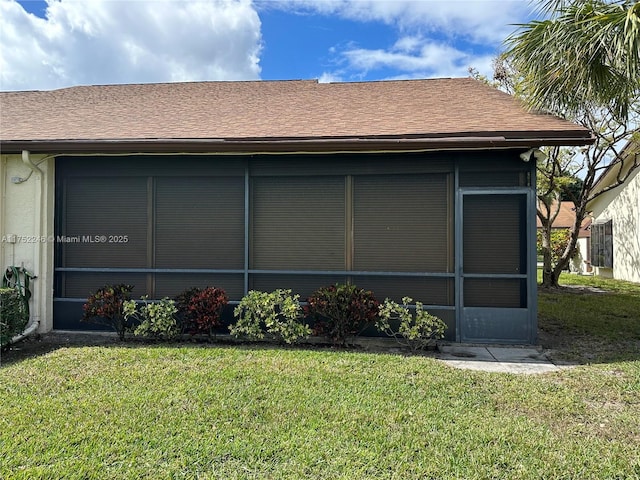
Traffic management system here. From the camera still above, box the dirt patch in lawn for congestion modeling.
[538,284,640,365]
[537,285,608,295]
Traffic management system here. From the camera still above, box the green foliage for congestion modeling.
[377,297,447,352]
[506,0,640,120]
[82,284,134,340]
[537,228,572,268]
[0,287,28,348]
[231,289,311,344]
[124,296,179,340]
[306,283,379,346]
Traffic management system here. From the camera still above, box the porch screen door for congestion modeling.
[460,192,532,343]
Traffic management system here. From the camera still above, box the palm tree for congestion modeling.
[506,0,640,120]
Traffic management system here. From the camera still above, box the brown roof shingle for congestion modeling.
[536,201,591,238]
[0,78,593,153]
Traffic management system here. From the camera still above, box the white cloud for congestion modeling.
[318,72,343,83]
[0,0,262,91]
[268,0,531,45]
[340,36,494,79]
[265,0,529,82]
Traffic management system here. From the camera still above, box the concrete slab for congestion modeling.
[487,347,550,364]
[436,345,561,374]
[437,346,496,362]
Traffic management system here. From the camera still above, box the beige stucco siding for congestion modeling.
[1,154,55,332]
[590,167,640,283]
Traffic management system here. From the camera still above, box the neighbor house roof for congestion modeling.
[0,78,593,154]
[536,201,591,238]
[589,138,640,199]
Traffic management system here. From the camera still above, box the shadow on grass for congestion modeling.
[0,332,119,367]
[0,331,427,368]
[537,282,640,365]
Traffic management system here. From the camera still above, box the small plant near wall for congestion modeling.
[0,287,28,348]
[123,296,179,340]
[377,297,447,352]
[82,284,134,340]
[177,287,228,340]
[306,283,379,346]
[231,289,311,344]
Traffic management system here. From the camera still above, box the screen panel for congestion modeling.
[155,176,245,269]
[251,176,346,270]
[353,174,450,272]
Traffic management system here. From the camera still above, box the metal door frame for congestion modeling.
[455,186,537,344]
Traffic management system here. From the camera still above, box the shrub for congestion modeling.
[185,287,228,340]
[306,283,379,346]
[124,296,179,340]
[174,287,201,333]
[0,287,28,348]
[82,284,134,340]
[537,228,572,267]
[231,289,311,344]
[377,297,447,352]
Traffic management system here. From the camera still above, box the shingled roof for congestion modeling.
[536,201,591,238]
[0,78,593,153]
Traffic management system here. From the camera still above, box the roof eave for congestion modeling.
[589,138,640,196]
[0,134,595,155]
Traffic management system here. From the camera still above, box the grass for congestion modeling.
[0,274,639,479]
[538,272,640,364]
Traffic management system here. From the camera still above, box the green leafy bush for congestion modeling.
[0,287,28,348]
[82,284,134,340]
[231,289,311,344]
[537,228,572,267]
[180,287,228,340]
[124,296,179,340]
[377,297,447,352]
[306,283,379,346]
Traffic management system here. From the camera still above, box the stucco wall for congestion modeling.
[590,167,640,283]
[0,153,55,332]
[570,237,590,274]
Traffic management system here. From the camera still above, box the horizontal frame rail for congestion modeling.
[55,267,455,278]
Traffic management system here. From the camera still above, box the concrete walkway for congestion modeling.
[437,345,561,374]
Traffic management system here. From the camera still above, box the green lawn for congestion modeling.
[1,274,639,479]
[538,272,640,364]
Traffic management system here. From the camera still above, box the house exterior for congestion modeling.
[588,139,640,283]
[536,201,592,273]
[0,78,593,343]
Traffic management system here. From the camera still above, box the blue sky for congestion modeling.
[2,0,534,91]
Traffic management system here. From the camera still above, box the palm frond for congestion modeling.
[507,0,640,120]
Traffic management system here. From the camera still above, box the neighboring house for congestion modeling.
[587,139,640,283]
[0,78,592,343]
[536,201,592,273]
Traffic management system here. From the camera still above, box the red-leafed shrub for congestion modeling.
[174,287,201,333]
[82,284,134,340]
[179,286,228,339]
[306,283,379,346]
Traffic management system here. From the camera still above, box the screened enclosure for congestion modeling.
[54,150,537,343]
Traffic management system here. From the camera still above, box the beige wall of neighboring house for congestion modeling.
[0,153,55,332]
[588,143,640,283]
[572,237,590,274]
